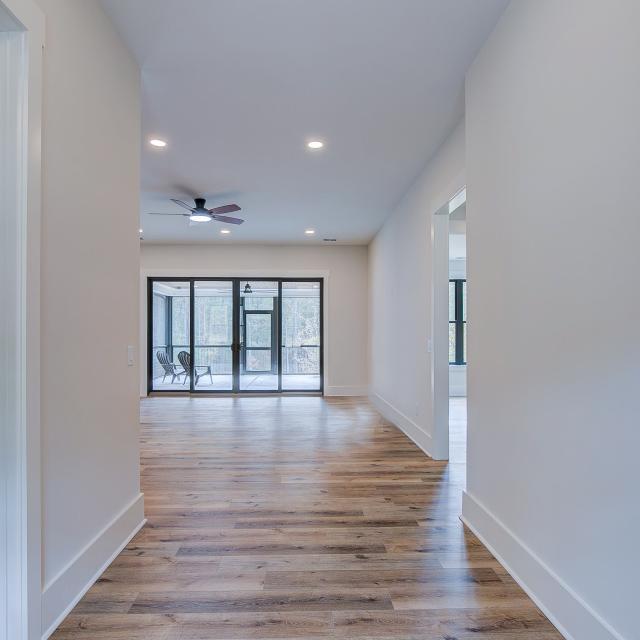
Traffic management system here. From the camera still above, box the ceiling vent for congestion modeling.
[323,238,337,242]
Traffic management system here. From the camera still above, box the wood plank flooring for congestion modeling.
[51,396,562,639]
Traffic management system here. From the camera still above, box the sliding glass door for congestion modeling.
[148,277,323,394]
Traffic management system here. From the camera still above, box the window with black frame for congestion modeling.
[449,279,466,365]
[149,277,323,393]
[150,280,191,390]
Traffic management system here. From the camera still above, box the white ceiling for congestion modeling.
[101,0,508,245]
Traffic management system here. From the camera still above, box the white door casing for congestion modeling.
[0,0,43,638]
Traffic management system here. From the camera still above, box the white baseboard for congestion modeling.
[41,493,146,639]
[324,385,368,396]
[461,491,625,640]
[369,392,432,458]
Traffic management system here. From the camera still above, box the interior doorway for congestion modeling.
[448,199,467,463]
[431,187,466,461]
[147,277,323,394]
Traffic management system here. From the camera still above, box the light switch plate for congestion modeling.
[127,345,135,366]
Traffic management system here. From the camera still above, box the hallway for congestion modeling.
[51,397,561,639]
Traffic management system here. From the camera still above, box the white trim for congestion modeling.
[430,210,450,459]
[140,268,330,397]
[0,26,25,640]
[461,491,625,640]
[369,392,433,458]
[41,494,145,640]
[140,268,331,278]
[0,2,43,639]
[324,385,368,397]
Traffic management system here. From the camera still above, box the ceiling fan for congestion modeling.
[146,198,244,225]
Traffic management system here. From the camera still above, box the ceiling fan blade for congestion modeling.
[208,203,241,215]
[212,214,244,225]
[171,198,195,212]
[146,212,189,216]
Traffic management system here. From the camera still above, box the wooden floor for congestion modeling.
[52,396,562,639]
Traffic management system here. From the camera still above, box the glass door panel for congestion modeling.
[281,281,321,391]
[194,281,233,391]
[245,313,272,371]
[240,281,278,391]
[150,280,191,391]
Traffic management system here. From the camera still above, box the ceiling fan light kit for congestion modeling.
[190,213,211,223]
[146,197,244,226]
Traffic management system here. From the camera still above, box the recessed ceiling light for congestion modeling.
[149,138,167,148]
[307,140,324,149]
[139,228,143,234]
[220,229,231,234]
[305,229,316,235]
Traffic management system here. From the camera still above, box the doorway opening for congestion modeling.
[147,277,323,394]
[431,186,466,461]
[448,199,467,464]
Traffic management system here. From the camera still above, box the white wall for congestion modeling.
[35,1,143,635]
[449,365,466,397]
[140,244,369,396]
[368,121,465,455]
[448,259,466,280]
[464,2,639,639]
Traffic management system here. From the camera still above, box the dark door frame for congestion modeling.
[147,276,324,395]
